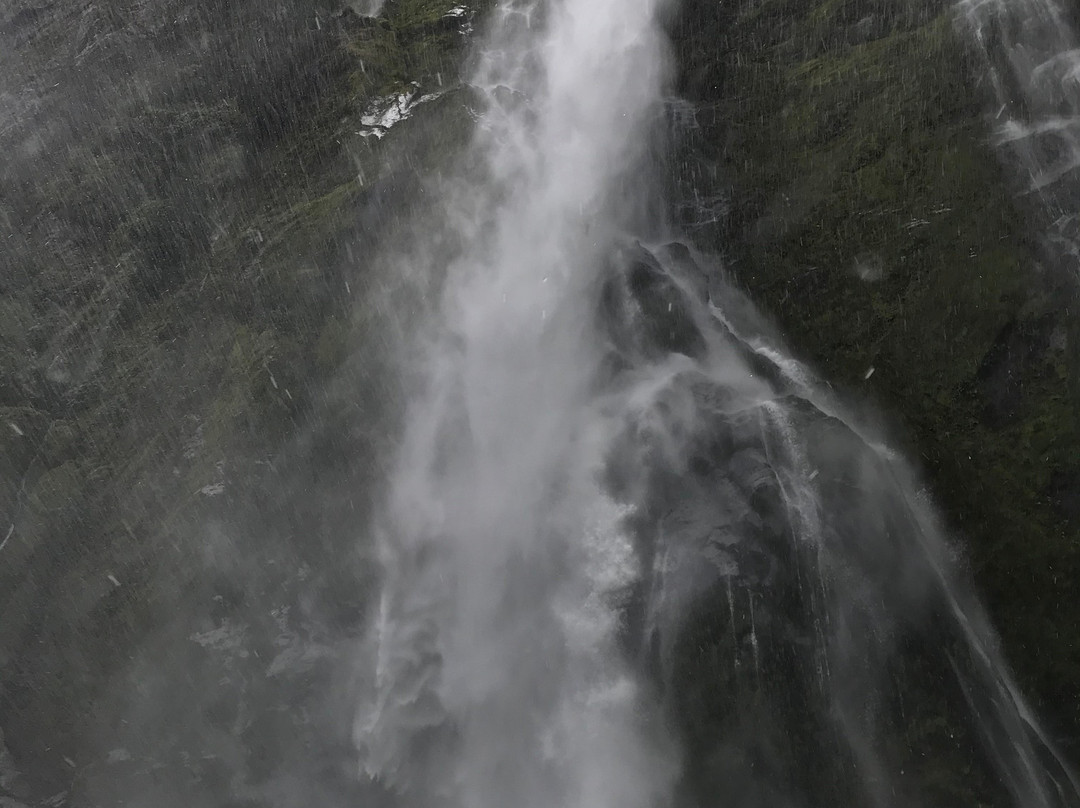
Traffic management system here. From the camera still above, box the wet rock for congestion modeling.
[668,0,1080,748]
[655,240,710,302]
[0,728,27,800]
[975,317,1054,427]
[599,244,706,362]
[0,0,482,799]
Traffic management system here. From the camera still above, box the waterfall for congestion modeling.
[357,0,1080,805]
[357,1,680,806]
[958,0,1080,277]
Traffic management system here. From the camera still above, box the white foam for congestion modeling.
[357,0,678,804]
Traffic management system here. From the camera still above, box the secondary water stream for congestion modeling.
[959,0,1080,278]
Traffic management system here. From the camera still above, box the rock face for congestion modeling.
[0,727,28,804]
[0,0,482,803]
[666,0,1080,753]
[599,242,1074,807]
[2,0,1079,803]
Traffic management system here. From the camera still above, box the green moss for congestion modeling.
[348,23,411,94]
[195,327,282,462]
[267,182,363,254]
[0,296,33,347]
[671,0,1080,780]
[0,0,497,773]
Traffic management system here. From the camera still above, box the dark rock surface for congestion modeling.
[666,0,1080,754]
[598,241,1061,806]
[3,0,1080,803]
[0,0,482,803]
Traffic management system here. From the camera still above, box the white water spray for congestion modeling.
[357,0,1080,805]
[958,0,1080,276]
[357,1,679,806]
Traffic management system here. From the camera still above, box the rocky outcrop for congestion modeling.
[599,240,1073,807]
[667,0,1080,755]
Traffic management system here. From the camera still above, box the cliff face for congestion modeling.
[2,0,1079,803]
[668,0,1080,752]
[0,0,480,802]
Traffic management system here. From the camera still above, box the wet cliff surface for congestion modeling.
[1,0,1079,805]
[0,0,482,802]
[668,0,1080,755]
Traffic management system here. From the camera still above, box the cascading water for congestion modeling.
[358,0,1080,806]
[357,1,680,805]
[958,0,1080,275]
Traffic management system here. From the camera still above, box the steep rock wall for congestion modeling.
[668,0,1080,752]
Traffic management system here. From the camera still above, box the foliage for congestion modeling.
[669,0,1080,786]
[0,0,478,795]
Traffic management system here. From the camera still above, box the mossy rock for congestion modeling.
[670,0,1080,748]
[0,0,482,795]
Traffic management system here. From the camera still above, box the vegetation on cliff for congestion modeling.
[0,0,480,800]
[668,0,1080,785]
[2,0,1078,803]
